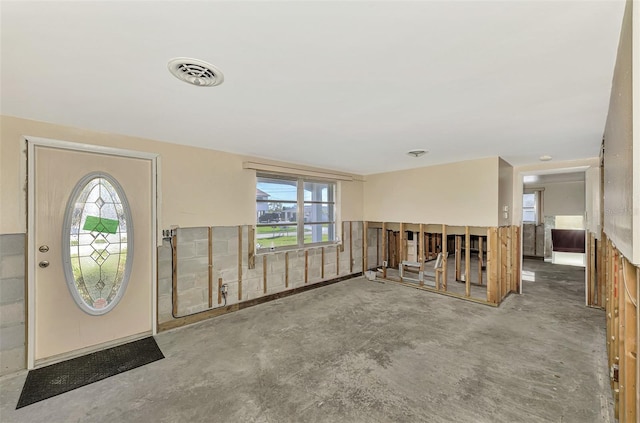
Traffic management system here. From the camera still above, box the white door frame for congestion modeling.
[26,136,160,369]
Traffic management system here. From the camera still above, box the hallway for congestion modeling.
[0,260,612,422]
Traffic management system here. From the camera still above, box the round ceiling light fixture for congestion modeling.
[407,150,428,158]
[167,58,224,87]
[539,155,553,162]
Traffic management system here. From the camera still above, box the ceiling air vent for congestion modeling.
[167,58,224,87]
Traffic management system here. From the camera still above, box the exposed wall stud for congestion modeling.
[465,227,471,297]
[248,226,256,270]
[238,225,243,301]
[263,255,268,294]
[441,225,448,291]
[208,227,213,308]
[285,252,289,288]
[305,250,309,283]
[478,236,484,286]
[172,233,178,316]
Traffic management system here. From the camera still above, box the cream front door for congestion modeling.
[28,140,156,368]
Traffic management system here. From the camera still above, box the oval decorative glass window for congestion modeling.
[62,173,133,315]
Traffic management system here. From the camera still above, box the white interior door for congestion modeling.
[28,140,157,368]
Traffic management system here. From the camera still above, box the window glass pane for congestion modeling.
[256,223,298,249]
[257,176,297,228]
[304,224,335,244]
[257,177,297,201]
[64,175,132,315]
[304,181,334,202]
[304,203,334,223]
[257,202,296,223]
[523,209,536,222]
[522,193,536,208]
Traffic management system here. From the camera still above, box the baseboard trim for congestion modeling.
[158,273,363,332]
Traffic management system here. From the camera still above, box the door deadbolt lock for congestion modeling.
[39,260,50,268]
[39,245,49,253]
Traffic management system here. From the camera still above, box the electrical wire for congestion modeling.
[621,259,638,308]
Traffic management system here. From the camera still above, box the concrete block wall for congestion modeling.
[176,227,210,316]
[157,222,364,326]
[0,234,25,376]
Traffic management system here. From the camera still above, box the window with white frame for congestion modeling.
[256,174,335,251]
[522,190,543,224]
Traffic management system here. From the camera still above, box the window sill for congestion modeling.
[255,242,340,256]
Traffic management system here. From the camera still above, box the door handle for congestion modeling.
[39,245,49,253]
[39,261,50,268]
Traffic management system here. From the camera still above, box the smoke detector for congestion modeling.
[167,58,224,87]
[407,150,428,158]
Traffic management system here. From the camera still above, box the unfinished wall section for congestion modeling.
[158,221,364,330]
[602,234,638,422]
[365,222,519,307]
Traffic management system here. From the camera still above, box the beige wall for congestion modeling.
[498,158,514,226]
[0,115,364,234]
[531,181,586,217]
[585,167,601,236]
[340,179,364,221]
[362,157,499,227]
[603,0,635,262]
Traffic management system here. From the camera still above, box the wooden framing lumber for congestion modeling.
[348,221,355,271]
[382,222,387,279]
[285,252,289,287]
[399,223,405,281]
[465,227,470,297]
[500,227,507,300]
[419,224,425,287]
[478,236,484,285]
[172,233,178,316]
[514,226,521,293]
[431,233,437,260]
[263,255,268,294]
[455,235,462,281]
[487,227,498,304]
[363,221,368,272]
[208,227,213,308]
[598,236,605,307]
[588,232,597,305]
[506,226,513,293]
[376,228,380,267]
[238,225,243,301]
[441,225,448,291]
[248,226,256,270]
[305,250,309,283]
[621,256,637,423]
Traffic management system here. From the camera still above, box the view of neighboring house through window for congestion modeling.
[256,174,335,250]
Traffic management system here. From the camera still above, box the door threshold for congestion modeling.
[32,331,153,369]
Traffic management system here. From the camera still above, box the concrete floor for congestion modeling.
[0,259,612,422]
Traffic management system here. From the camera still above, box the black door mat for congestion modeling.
[17,336,164,409]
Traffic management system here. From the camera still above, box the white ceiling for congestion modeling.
[0,1,626,175]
